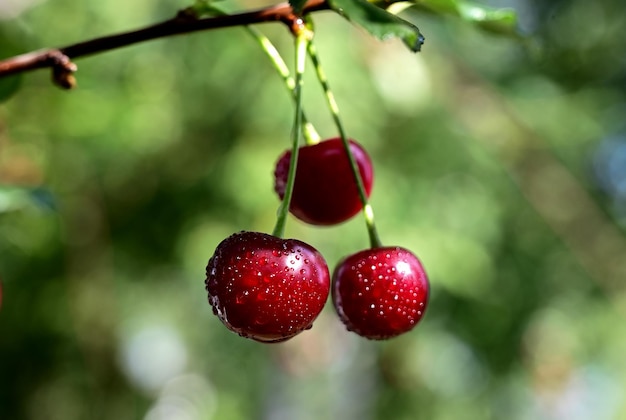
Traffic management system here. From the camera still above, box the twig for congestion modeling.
[0,0,328,87]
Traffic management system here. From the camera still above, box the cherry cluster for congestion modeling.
[205,138,429,342]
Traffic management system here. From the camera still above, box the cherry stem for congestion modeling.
[0,0,331,81]
[306,38,382,249]
[203,4,320,145]
[248,28,320,145]
[272,25,309,238]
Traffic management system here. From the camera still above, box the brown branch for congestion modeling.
[0,0,328,87]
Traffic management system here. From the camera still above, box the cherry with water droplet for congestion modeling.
[332,247,429,340]
[205,231,330,343]
[274,138,374,226]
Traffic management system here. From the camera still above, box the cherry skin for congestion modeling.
[274,138,373,226]
[332,247,429,340]
[205,231,330,343]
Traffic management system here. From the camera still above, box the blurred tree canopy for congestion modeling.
[1,0,626,419]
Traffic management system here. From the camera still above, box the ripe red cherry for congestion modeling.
[332,247,429,340]
[205,231,330,343]
[274,138,374,226]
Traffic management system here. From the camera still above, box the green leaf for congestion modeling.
[187,0,227,18]
[0,75,21,103]
[0,186,56,213]
[329,0,424,52]
[289,0,309,15]
[412,0,520,37]
[28,188,56,211]
[412,0,458,15]
[458,5,518,35]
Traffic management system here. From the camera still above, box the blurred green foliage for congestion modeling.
[1,0,626,419]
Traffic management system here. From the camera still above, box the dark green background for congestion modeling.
[1,0,626,418]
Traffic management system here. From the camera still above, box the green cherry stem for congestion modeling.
[307,39,383,249]
[272,25,309,238]
[199,4,319,145]
[249,29,320,145]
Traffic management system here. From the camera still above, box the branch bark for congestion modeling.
[0,0,328,86]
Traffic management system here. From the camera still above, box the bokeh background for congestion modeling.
[1,0,626,418]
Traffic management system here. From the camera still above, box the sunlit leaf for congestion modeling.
[412,0,520,37]
[0,186,56,213]
[461,6,518,35]
[412,0,458,15]
[329,0,424,52]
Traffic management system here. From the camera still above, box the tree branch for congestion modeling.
[0,0,328,87]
